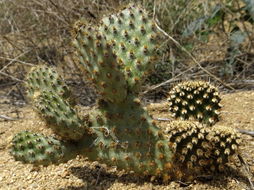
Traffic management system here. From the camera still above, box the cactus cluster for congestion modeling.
[10,4,241,183]
[165,121,241,181]
[168,81,222,125]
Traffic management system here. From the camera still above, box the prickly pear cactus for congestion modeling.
[26,65,85,141]
[10,4,241,183]
[168,81,222,125]
[71,5,176,181]
[11,131,77,165]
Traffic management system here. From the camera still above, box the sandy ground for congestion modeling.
[0,90,254,190]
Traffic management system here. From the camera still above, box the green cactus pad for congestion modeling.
[34,90,85,140]
[26,65,85,141]
[99,4,161,92]
[72,21,127,103]
[11,131,77,165]
[73,4,162,95]
[168,81,222,125]
[26,65,71,101]
[77,97,175,182]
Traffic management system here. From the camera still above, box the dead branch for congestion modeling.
[154,22,235,91]
[0,114,18,121]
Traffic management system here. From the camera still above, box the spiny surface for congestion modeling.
[78,97,175,182]
[26,65,71,100]
[99,5,160,92]
[26,66,85,141]
[73,4,161,96]
[209,125,242,171]
[72,4,176,181]
[72,22,127,103]
[164,121,241,181]
[168,81,222,125]
[11,131,76,165]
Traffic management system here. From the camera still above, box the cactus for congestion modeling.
[165,121,241,181]
[10,4,241,183]
[26,65,85,141]
[168,80,222,125]
[11,131,77,165]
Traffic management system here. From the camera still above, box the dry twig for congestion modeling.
[238,154,254,190]
[0,114,17,121]
[0,50,32,73]
[154,22,235,91]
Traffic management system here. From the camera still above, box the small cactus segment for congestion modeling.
[165,121,241,180]
[26,65,71,101]
[11,131,76,165]
[34,90,85,141]
[168,80,222,125]
[99,4,160,92]
[165,121,213,180]
[209,125,241,171]
[26,66,85,141]
[73,21,127,103]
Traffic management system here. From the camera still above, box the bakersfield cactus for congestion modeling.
[10,4,241,182]
[26,65,85,141]
[168,81,222,125]
[11,131,77,165]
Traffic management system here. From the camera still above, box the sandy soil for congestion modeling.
[0,90,253,190]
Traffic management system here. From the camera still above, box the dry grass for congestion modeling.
[0,0,253,89]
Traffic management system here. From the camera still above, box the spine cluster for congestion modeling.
[168,81,222,125]
[165,121,241,181]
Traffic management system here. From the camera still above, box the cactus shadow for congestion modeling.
[59,165,252,190]
[195,166,252,189]
[59,164,160,190]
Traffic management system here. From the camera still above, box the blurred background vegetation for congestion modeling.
[0,0,253,104]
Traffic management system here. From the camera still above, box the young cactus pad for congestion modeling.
[26,65,85,141]
[10,4,241,183]
[168,81,222,125]
[11,131,77,165]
